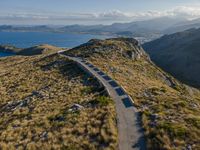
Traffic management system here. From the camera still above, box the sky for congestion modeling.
[1,0,200,25]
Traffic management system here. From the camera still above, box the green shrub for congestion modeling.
[96,96,112,106]
[81,87,94,94]
[158,122,187,139]
[185,117,200,128]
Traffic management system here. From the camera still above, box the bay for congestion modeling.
[0,52,14,57]
[0,31,111,48]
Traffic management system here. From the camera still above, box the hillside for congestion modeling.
[143,28,200,88]
[66,38,200,150]
[0,44,63,56]
[0,53,117,149]
[17,44,63,56]
[164,18,200,34]
[0,45,21,53]
[1,38,200,150]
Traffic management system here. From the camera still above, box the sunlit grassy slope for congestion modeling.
[0,53,117,150]
[67,38,200,150]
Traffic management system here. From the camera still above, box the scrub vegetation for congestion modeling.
[67,38,200,150]
[1,38,200,150]
[0,52,117,150]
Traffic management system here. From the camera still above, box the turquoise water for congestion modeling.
[0,31,111,48]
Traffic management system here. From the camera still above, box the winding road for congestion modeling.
[58,51,146,150]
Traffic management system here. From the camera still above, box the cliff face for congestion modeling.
[143,28,200,88]
[66,38,200,150]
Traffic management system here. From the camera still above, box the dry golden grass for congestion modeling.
[68,38,200,150]
[0,53,117,150]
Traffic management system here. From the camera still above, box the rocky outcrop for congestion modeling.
[67,38,149,61]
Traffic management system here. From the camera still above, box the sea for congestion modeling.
[0,52,14,57]
[0,31,111,57]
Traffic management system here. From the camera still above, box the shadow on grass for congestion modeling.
[38,54,104,93]
[132,111,147,150]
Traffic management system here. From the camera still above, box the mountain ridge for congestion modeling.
[143,28,200,89]
[0,17,189,43]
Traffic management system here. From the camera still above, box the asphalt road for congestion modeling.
[58,51,146,150]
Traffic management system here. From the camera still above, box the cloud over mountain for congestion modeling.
[1,6,200,24]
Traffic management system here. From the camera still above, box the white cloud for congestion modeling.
[1,6,200,24]
[93,6,200,21]
[169,6,200,19]
[95,10,135,19]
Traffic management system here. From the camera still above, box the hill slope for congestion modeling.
[0,45,21,53]
[164,18,200,34]
[1,38,200,150]
[0,53,117,149]
[66,38,200,150]
[143,28,200,88]
[17,44,62,56]
[0,44,63,56]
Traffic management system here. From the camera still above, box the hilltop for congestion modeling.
[66,38,200,150]
[0,45,21,53]
[143,28,200,88]
[17,44,63,56]
[0,44,64,56]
